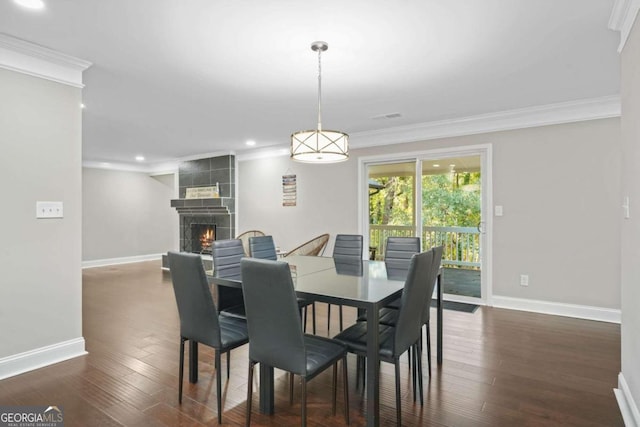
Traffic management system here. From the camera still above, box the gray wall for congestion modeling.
[0,68,83,357]
[238,156,358,254]
[620,15,640,419]
[82,168,178,261]
[238,118,621,310]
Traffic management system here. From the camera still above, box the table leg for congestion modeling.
[437,270,443,365]
[189,341,198,383]
[259,363,275,414]
[366,305,380,427]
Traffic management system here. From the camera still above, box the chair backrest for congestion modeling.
[333,234,363,260]
[240,258,306,375]
[393,249,435,356]
[211,239,245,312]
[284,233,330,257]
[212,239,244,280]
[168,251,221,348]
[384,236,421,279]
[248,235,277,260]
[235,230,266,256]
[422,245,444,325]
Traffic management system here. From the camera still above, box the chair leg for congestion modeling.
[327,303,332,333]
[412,347,417,402]
[289,372,294,405]
[227,351,231,379]
[395,358,402,427]
[312,302,317,335]
[416,343,424,405]
[179,338,185,404]
[246,361,255,427]
[215,351,222,424]
[426,324,432,377]
[301,377,307,427]
[332,362,338,416]
[302,307,307,333]
[342,356,350,425]
[339,305,343,331]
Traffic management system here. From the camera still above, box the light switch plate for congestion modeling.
[495,205,503,216]
[36,201,64,218]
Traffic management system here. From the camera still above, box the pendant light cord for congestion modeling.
[317,47,322,131]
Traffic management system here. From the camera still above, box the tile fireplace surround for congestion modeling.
[162,155,235,269]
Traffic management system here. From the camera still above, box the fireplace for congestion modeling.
[189,223,217,254]
[164,155,236,270]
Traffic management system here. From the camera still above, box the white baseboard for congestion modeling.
[615,372,640,427]
[491,295,621,323]
[82,253,163,269]
[0,338,87,380]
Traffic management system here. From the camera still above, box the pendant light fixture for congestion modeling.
[291,41,349,163]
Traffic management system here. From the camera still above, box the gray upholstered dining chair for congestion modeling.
[333,249,435,426]
[328,234,364,332]
[248,235,277,260]
[211,239,246,319]
[374,245,444,383]
[249,235,316,334]
[235,230,266,256]
[167,251,249,424]
[240,258,349,427]
[384,236,421,309]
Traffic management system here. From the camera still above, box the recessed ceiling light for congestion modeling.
[135,155,145,162]
[449,164,456,167]
[14,0,45,10]
[246,140,256,146]
[432,164,440,167]
[80,103,86,109]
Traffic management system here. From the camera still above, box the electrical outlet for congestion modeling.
[520,274,529,286]
[36,201,64,218]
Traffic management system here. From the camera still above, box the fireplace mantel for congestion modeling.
[170,197,233,216]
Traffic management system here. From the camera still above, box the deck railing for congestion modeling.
[369,224,481,268]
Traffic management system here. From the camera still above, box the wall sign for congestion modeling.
[282,174,297,207]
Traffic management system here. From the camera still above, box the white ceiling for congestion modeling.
[0,0,620,168]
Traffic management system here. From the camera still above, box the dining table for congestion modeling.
[196,255,443,427]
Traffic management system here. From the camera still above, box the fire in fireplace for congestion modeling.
[190,224,217,254]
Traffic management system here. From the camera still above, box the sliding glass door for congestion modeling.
[363,147,490,303]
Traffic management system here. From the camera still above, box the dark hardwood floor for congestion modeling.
[0,261,623,426]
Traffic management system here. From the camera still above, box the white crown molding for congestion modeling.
[492,295,621,324]
[609,0,640,52]
[82,253,163,269]
[0,33,91,88]
[0,338,86,380]
[235,96,621,163]
[615,373,640,427]
[349,95,621,149]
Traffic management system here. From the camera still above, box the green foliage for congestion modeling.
[369,176,414,225]
[422,172,481,227]
[369,172,481,227]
